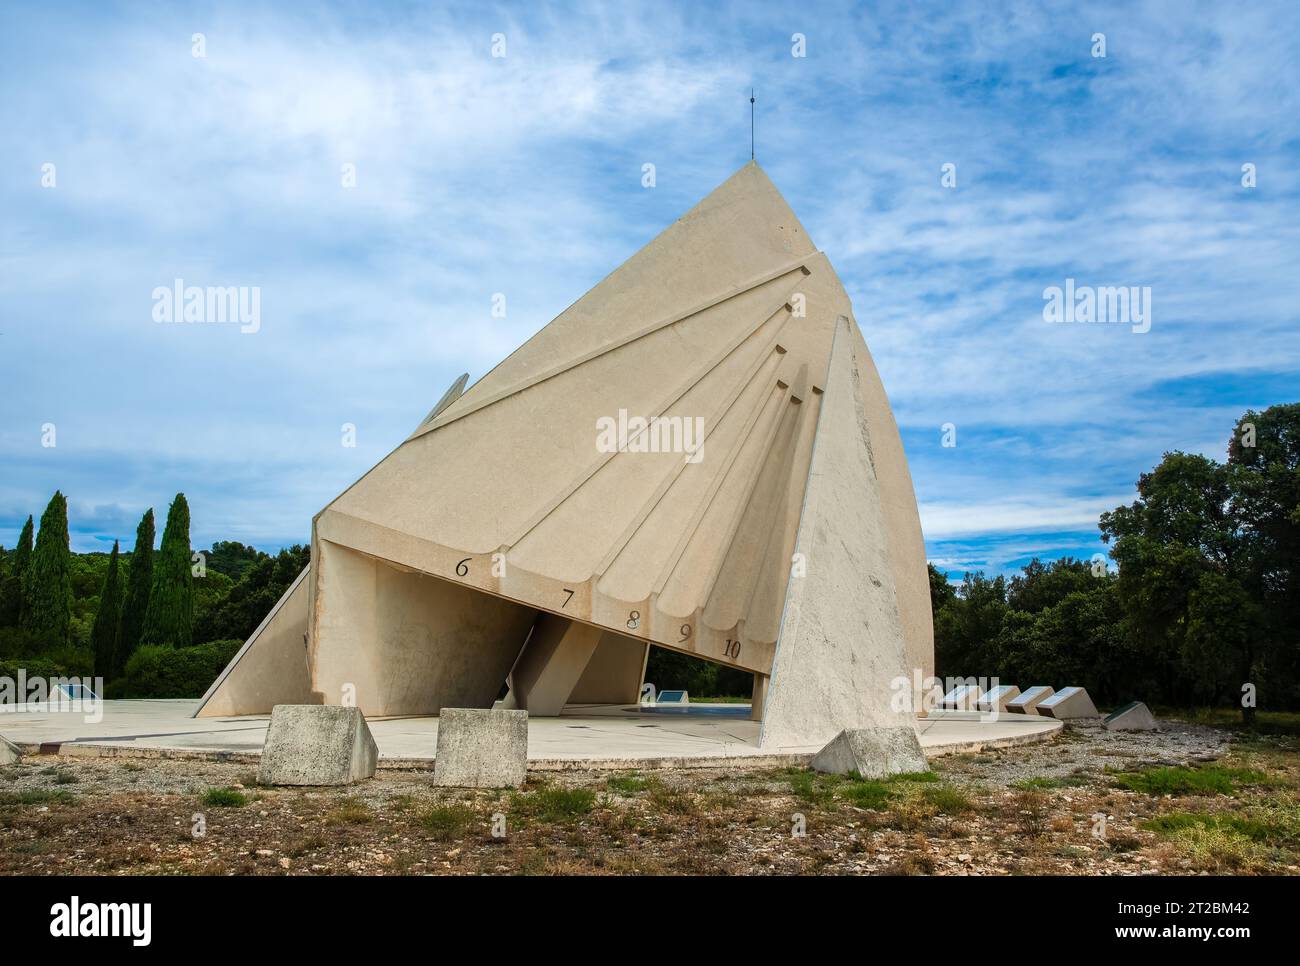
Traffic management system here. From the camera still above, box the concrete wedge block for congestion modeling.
[810,726,928,778]
[257,705,378,786]
[433,708,528,788]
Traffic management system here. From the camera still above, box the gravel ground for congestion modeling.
[1,717,1295,876]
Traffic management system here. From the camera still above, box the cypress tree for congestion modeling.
[140,494,193,648]
[1,514,33,625]
[91,540,123,679]
[20,492,71,649]
[115,508,155,675]
[13,515,34,576]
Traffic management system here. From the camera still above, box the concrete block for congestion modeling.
[1,734,21,765]
[810,726,928,778]
[1104,701,1158,731]
[1037,686,1100,720]
[257,705,378,786]
[941,686,977,712]
[433,708,528,788]
[939,685,981,710]
[978,684,1021,713]
[1006,685,1054,715]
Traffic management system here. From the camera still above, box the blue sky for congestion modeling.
[2,0,1297,581]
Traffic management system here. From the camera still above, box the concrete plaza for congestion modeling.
[1,700,1060,771]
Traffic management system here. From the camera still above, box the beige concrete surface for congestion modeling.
[0,701,1059,770]
[197,566,313,717]
[760,318,916,748]
[567,632,648,705]
[1038,686,1100,720]
[1007,686,1055,715]
[506,614,602,716]
[309,541,537,715]
[978,684,1021,713]
[202,161,935,747]
[810,726,929,777]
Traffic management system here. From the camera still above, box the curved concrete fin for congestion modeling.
[422,162,817,433]
[759,317,918,748]
[848,323,934,688]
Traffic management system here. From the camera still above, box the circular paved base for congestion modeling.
[2,699,1062,771]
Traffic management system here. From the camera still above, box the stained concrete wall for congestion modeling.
[849,323,934,693]
[195,566,314,718]
[508,613,603,716]
[309,540,537,716]
[759,317,917,749]
[568,631,648,705]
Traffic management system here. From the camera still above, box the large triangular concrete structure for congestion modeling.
[197,162,932,749]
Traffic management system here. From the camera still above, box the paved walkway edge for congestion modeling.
[14,722,1059,772]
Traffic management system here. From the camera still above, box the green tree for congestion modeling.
[140,494,194,649]
[91,541,123,679]
[12,517,34,577]
[20,492,72,649]
[115,508,155,676]
[1101,404,1300,722]
[204,541,264,580]
[1227,403,1300,709]
[928,563,957,612]
[933,571,1007,678]
[0,515,34,625]
[1006,557,1097,613]
[192,545,309,645]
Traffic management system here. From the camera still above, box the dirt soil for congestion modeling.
[2,717,1296,875]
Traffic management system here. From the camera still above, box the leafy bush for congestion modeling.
[111,639,243,698]
[0,655,72,681]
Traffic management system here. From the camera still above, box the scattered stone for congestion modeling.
[257,705,378,786]
[810,726,928,778]
[432,708,528,788]
[1104,701,1159,732]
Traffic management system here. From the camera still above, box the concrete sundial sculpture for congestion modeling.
[198,161,933,749]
